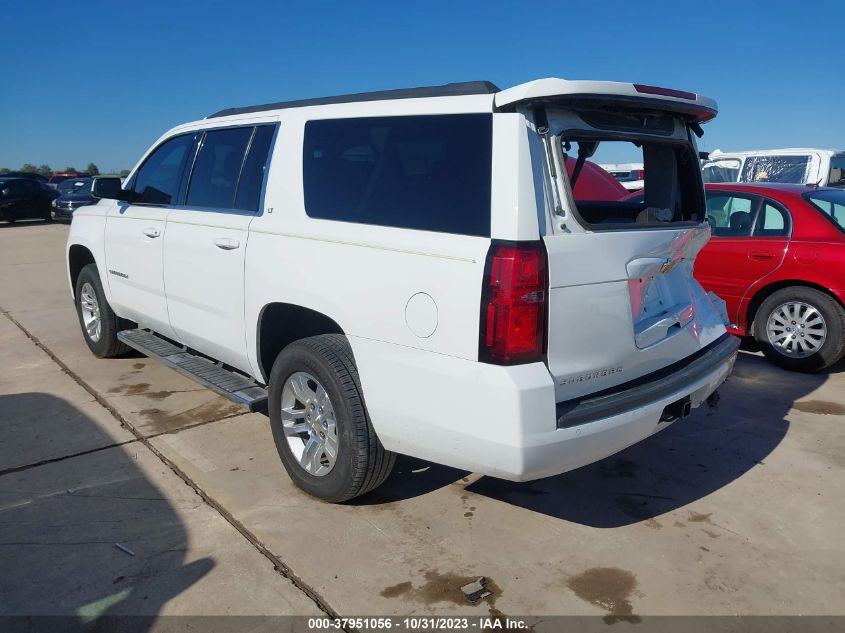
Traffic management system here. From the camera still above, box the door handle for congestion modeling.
[749,250,774,261]
[213,237,240,251]
[142,227,160,238]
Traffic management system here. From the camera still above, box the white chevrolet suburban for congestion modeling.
[67,78,739,502]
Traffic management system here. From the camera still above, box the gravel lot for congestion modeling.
[2,221,844,627]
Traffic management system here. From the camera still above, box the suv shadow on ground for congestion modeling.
[462,352,824,526]
[353,352,828,523]
[0,393,213,631]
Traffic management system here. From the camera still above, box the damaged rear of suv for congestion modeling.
[478,79,739,479]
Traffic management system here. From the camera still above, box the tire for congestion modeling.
[753,286,845,372]
[268,334,395,502]
[74,264,131,358]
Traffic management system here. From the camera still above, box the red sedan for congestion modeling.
[694,183,845,371]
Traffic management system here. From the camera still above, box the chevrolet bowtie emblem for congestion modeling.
[661,258,677,274]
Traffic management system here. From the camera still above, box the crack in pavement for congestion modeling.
[0,439,139,478]
[1,309,344,627]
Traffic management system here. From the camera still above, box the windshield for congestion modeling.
[828,155,845,187]
[804,189,845,232]
[58,179,88,193]
[702,158,741,183]
[73,179,93,194]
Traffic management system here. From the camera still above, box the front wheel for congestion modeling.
[754,287,845,372]
[74,264,131,358]
[268,334,395,502]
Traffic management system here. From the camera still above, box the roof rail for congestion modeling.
[207,81,500,118]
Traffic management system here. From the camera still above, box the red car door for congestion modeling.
[695,191,789,328]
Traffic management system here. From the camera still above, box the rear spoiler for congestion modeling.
[494,78,718,124]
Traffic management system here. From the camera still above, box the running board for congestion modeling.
[117,329,268,413]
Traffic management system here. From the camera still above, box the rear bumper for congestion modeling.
[556,334,740,428]
[352,333,740,482]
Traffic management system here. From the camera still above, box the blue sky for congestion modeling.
[1,1,841,171]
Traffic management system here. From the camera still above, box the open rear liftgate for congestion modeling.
[117,329,268,413]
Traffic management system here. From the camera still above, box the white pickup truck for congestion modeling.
[67,78,739,502]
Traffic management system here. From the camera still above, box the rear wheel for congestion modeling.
[754,287,845,372]
[74,264,131,358]
[268,334,395,502]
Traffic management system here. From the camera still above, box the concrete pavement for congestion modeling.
[1,221,844,624]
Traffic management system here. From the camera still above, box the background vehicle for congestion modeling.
[694,183,845,371]
[48,171,90,188]
[599,162,645,191]
[52,177,95,221]
[0,177,55,222]
[56,177,90,195]
[67,78,736,502]
[0,171,48,183]
[702,149,845,187]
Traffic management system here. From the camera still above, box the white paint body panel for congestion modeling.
[163,210,253,372]
[66,78,736,481]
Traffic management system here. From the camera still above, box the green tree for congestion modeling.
[37,164,53,178]
[0,167,10,175]
[86,163,100,176]
[21,163,38,173]
[118,169,130,178]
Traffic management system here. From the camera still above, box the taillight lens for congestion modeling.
[479,241,547,364]
[635,169,645,180]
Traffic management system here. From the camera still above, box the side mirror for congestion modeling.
[92,177,130,201]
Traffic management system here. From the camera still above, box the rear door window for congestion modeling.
[186,127,253,210]
[741,155,810,184]
[705,193,760,236]
[133,134,194,205]
[234,125,275,212]
[302,114,492,237]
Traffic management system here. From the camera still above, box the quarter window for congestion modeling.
[133,134,194,205]
[186,127,253,209]
[302,114,492,237]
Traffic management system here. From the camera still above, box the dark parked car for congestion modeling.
[0,177,55,223]
[52,177,96,220]
[1,172,49,183]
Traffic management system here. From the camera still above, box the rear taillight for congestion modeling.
[634,169,645,180]
[479,241,547,365]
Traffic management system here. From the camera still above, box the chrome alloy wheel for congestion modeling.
[280,371,338,476]
[79,282,102,343]
[766,301,827,358]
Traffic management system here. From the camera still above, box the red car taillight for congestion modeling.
[635,169,645,180]
[479,241,548,365]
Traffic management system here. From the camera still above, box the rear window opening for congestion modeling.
[559,138,704,229]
